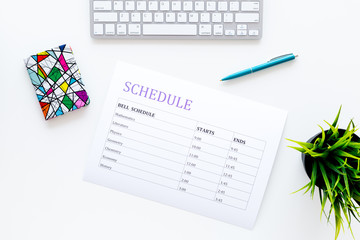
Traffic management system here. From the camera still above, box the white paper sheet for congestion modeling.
[84,62,287,229]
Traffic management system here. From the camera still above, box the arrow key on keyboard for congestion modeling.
[249,30,259,36]
[225,29,235,35]
[237,30,247,36]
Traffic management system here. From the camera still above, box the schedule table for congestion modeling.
[99,98,266,210]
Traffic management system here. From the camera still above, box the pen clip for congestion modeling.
[268,53,293,62]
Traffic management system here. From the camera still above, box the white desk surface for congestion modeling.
[1,1,360,239]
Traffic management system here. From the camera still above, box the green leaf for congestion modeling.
[332,105,342,128]
[308,152,328,158]
[329,131,354,151]
[340,136,353,150]
[319,163,334,204]
[312,138,320,151]
[343,167,351,198]
[347,142,360,148]
[325,120,339,138]
[320,190,328,220]
[352,190,360,201]
[292,182,311,194]
[288,140,327,158]
[346,119,356,133]
[288,146,306,153]
[332,175,341,192]
[334,156,352,169]
[335,150,360,160]
[347,171,360,181]
[333,202,342,240]
[310,161,318,197]
[323,160,346,175]
[318,125,326,148]
[341,202,350,227]
[339,200,354,240]
[337,181,345,190]
[348,207,360,223]
[329,174,337,197]
[287,139,315,149]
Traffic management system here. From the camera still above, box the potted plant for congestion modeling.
[288,106,360,239]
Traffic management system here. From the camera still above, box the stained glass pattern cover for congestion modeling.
[24,44,90,120]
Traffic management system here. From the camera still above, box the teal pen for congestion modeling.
[221,53,298,81]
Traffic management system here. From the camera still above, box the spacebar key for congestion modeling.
[143,24,197,35]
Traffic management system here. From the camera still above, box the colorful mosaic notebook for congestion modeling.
[24,44,90,120]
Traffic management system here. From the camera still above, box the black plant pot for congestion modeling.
[302,129,360,189]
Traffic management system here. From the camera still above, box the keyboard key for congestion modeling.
[149,1,158,10]
[172,1,181,11]
[94,12,118,22]
[225,29,235,35]
[125,1,135,10]
[206,2,216,11]
[105,24,115,35]
[199,24,211,35]
[143,24,197,35]
[129,24,141,35]
[137,1,146,10]
[237,24,247,30]
[229,2,239,11]
[143,13,153,22]
[93,1,112,11]
[224,13,233,23]
[189,13,199,22]
[117,24,127,35]
[195,1,205,11]
[212,13,221,23]
[120,12,130,22]
[235,13,259,22]
[114,1,124,10]
[237,30,247,35]
[94,24,104,35]
[131,12,141,22]
[166,12,175,22]
[218,2,228,11]
[200,13,210,22]
[154,12,164,22]
[249,29,259,36]
[160,1,170,10]
[242,2,260,11]
[177,13,187,23]
[214,24,223,35]
[183,2,193,11]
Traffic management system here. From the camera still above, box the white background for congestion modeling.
[1,0,360,240]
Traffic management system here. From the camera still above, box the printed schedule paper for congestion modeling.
[84,62,287,229]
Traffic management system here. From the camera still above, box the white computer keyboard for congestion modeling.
[90,0,262,39]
